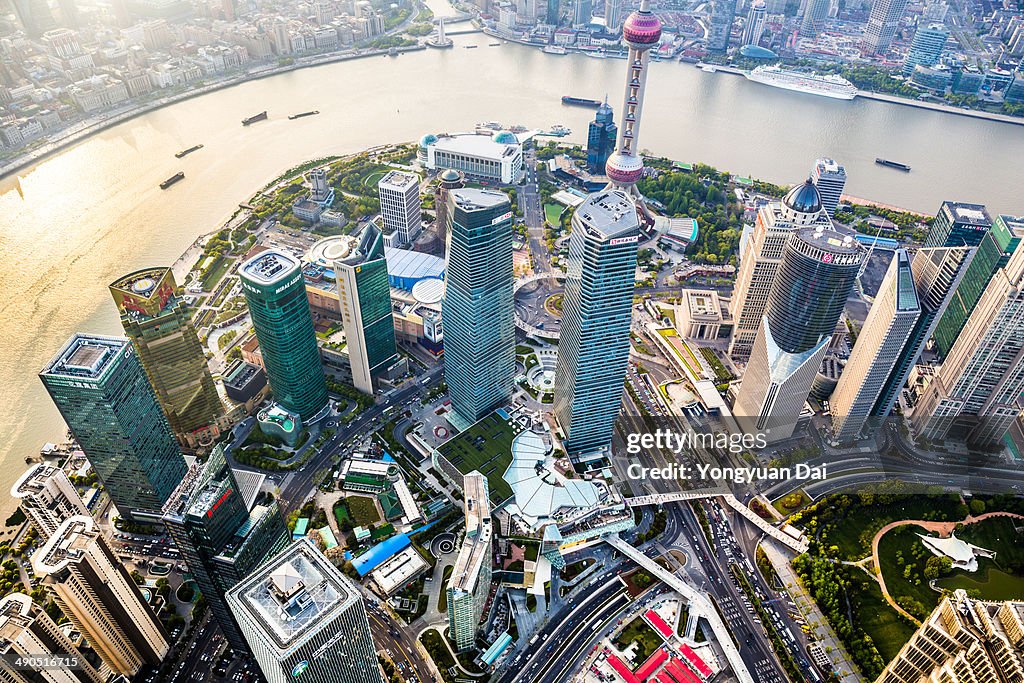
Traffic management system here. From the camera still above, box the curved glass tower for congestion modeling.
[239,250,329,422]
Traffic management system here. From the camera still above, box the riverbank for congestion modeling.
[701,63,1024,128]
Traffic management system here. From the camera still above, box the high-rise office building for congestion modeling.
[604,0,661,198]
[226,538,383,683]
[442,189,515,429]
[31,516,169,677]
[829,251,920,441]
[741,0,767,46]
[572,0,592,25]
[800,0,829,37]
[377,170,421,247]
[0,593,104,683]
[10,464,89,540]
[163,446,289,654]
[729,180,824,362]
[932,214,1023,359]
[546,0,560,24]
[554,190,640,456]
[925,201,992,249]
[586,100,617,174]
[239,250,329,422]
[447,473,493,651]
[871,246,973,418]
[810,158,847,220]
[913,242,1024,446]
[861,0,910,54]
[332,225,398,394]
[434,169,465,254]
[734,226,863,442]
[10,0,56,37]
[604,0,622,28]
[875,590,1024,683]
[902,23,949,76]
[706,0,737,51]
[110,267,226,449]
[40,334,186,521]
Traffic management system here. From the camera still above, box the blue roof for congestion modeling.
[292,518,309,539]
[351,533,412,576]
[385,247,446,290]
[482,632,513,665]
[740,45,778,59]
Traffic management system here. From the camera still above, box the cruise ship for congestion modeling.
[745,65,858,100]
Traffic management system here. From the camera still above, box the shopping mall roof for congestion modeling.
[384,247,446,290]
[503,430,601,527]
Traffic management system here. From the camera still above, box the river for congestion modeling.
[1,2,1022,508]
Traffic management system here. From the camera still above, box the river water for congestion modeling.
[1,2,1022,505]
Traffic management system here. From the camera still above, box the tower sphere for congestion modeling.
[622,9,662,48]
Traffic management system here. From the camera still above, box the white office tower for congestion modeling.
[861,0,910,54]
[0,593,104,683]
[733,226,863,442]
[810,157,846,220]
[377,170,421,247]
[912,242,1024,446]
[31,516,169,677]
[446,472,493,651]
[309,168,330,202]
[226,538,382,683]
[729,179,824,363]
[829,251,920,442]
[741,0,766,46]
[10,463,89,540]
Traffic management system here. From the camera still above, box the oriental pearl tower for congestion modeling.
[605,0,662,199]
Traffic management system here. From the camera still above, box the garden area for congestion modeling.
[613,617,663,664]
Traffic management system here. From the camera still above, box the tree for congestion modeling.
[969,499,986,515]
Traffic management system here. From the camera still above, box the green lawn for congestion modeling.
[847,571,918,665]
[957,517,1024,568]
[772,490,811,517]
[436,411,519,505]
[333,501,353,527]
[436,565,454,613]
[346,495,380,526]
[613,617,662,664]
[544,203,563,226]
[361,169,389,189]
[935,563,1024,600]
[877,524,941,619]
[201,255,230,290]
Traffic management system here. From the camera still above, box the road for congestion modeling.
[366,599,435,683]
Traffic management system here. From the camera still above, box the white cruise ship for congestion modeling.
[745,65,858,100]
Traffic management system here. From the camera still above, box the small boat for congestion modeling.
[875,158,911,172]
[465,45,478,49]
[700,64,717,73]
[242,111,268,126]
[174,144,203,158]
[488,42,501,46]
[388,47,398,56]
[288,110,320,120]
[160,171,185,189]
[561,95,603,108]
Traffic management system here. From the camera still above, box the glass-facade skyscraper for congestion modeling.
[39,333,186,520]
[902,23,949,77]
[586,100,617,174]
[163,446,290,654]
[924,200,992,249]
[554,189,640,458]
[442,189,515,429]
[239,250,329,421]
[333,224,398,394]
[109,267,225,449]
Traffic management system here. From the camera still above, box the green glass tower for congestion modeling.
[239,250,329,421]
[163,446,289,655]
[333,225,398,394]
[924,201,991,249]
[442,189,515,429]
[554,189,641,458]
[40,334,186,521]
[932,215,1023,359]
[110,267,225,449]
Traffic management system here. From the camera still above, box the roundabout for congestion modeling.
[514,273,565,340]
[431,532,459,558]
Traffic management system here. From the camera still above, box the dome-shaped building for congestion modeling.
[418,133,438,164]
[781,178,823,225]
[493,131,518,145]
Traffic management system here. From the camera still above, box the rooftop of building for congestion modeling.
[11,463,65,499]
[794,225,863,256]
[428,133,521,160]
[378,170,419,190]
[450,472,493,594]
[32,516,96,575]
[450,188,512,212]
[681,289,724,320]
[814,157,846,175]
[942,201,992,226]
[435,409,521,506]
[223,359,262,389]
[384,247,446,284]
[228,538,357,650]
[41,333,127,380]
[572,190,640,241]
[240,250,300,285]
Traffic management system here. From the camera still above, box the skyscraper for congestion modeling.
[586,99,617,174]
[110,267,226,449]
[870,246,973,418]
[163,446,290,655]
[10,464,89,540]
[875,590,1024,683]
[706,0,737,51]
[546,0,560,24]
[226,538,383,683]
[572,0,592,26]
[40,334,186,521]
[32,516,169,677]
[0,593,104,683]
[861,0,910,54]
[741,0,767,46]
[902,23,949,76]
[377,170,422,247]
[925,201,992,249]
[332,225,398,394]
[800,0,829,37]
[447,472,493,651]
[442,189,515,429]
[604,0,622,28]
[829,250,920,442]
[554,190,640,456]
[810,157,846,220]
[733,226,863,442]
[239,250,329,422]
[10,0,56,37]
[604,0,661,198]
[729,180,824,363]
[913,242,1024,446]
[434,169,465,254]
[932,214,1023,359]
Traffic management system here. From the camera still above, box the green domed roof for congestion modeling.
[419,133,438,148]
[493,131,518,144]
